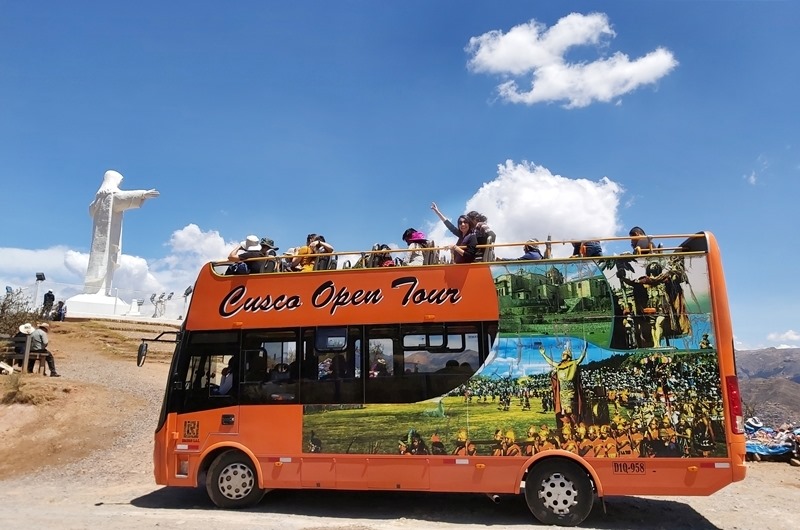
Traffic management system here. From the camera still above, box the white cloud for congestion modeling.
[0,224,233,318]
[767,330,800,342]
[3,166,624,317]
[466,12,678,108]
[427,160,623,259]
[744,155,768,185]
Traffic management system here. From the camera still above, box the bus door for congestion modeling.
[166,331,240,482]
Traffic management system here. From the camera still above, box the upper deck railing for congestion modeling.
[210,232,711,276]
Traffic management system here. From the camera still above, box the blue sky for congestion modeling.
[1,1,798,349]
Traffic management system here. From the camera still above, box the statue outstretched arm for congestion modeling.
[114,189,159,201]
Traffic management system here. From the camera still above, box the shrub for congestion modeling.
[0,289,40,338]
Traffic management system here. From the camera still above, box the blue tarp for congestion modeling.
[746,440,794,456]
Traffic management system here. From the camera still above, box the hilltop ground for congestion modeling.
[0,320,797,530]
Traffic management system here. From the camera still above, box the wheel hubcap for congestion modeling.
[538,472,579,515]
[217,462,255,500]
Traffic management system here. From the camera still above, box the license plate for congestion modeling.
[612,461,646,474]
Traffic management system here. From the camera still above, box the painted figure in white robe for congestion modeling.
[84,170,159,295]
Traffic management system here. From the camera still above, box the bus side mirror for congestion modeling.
[137,342,148,367]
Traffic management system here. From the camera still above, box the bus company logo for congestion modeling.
[219,276,462,318]
[183,420,200,441]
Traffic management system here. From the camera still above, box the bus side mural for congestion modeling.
[303,254,725,458]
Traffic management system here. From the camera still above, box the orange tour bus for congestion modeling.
[138,231,745,526]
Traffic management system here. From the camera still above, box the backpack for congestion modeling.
[225,262,249,275]
[423,240,439,265]
[368,243,394,268]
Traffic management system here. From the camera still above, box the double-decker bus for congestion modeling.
[138,231,745,526]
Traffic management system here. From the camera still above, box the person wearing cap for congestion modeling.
[29,322,60,377]
[498,237,552,261]
[519,239,546,260]
[258,237,279,272]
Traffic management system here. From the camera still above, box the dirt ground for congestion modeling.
[0,320,797,529]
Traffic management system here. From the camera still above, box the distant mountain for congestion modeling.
[736,348,800,426]
[736,347,800,383]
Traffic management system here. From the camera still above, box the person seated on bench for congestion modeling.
[29,322,60,377]
[9,323,35,369]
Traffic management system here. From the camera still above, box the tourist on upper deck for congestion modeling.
[629,226,660,254]
[228,235,267,273]
[519,239,548,260]
[431,202,463,238]
[292,233,334,272]
[401,228,429,266]
[450,220,477,263]
[431,203,477,264]
[571,240,603,258]
[430,205,495,262]
[465,210,496,262]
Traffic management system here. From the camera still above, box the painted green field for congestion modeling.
[303,395,563,455]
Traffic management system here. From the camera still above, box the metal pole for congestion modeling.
[114,288,118,314]
[21,335,32,376]
[34,281,41,314]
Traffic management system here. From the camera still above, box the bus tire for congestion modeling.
[524,459,594,527]
[206,450,265,509]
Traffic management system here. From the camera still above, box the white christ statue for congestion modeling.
[84,170,159,296]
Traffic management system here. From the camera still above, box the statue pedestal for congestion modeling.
[65,294,131,318]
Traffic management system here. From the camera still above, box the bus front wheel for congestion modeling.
[206,450,265,509]
[524,459,594,527]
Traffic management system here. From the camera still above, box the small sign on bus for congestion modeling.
[613,462,646,474]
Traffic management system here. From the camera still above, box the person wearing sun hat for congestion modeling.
[29,322,60,377]
[227,234,278,274]
[9,323,36,370]
[401,228,429,266]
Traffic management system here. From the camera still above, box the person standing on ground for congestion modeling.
[43,289,55,318]
[29,322,60,377]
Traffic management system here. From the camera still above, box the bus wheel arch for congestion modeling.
[205,448,266,509]
[523,456,596,527]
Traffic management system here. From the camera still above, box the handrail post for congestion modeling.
[21,335,32,376]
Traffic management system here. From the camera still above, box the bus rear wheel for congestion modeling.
[206,450,265,509]
[524,459,594,527]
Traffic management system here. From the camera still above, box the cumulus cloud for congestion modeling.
[427,160,624,259]
[466,12,678,108]
[0,224,233,318]
[767,330,800,342]
[2,165,625,317]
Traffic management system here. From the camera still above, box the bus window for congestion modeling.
[302,327,363,404]
[237,330,300,404]
[364,326,399,403]
[315,326,347,352]
[171,331,239,413]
